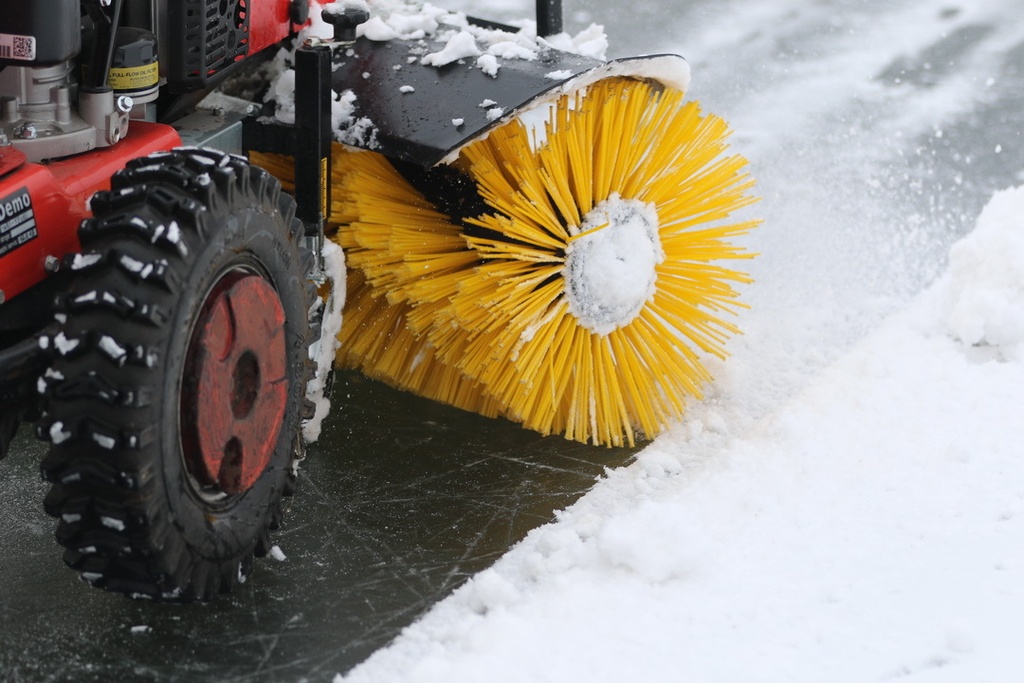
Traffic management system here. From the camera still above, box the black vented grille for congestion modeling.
[167,0,250,92]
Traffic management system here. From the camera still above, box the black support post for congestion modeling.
[536,0,563,37]
[294,43,333,237]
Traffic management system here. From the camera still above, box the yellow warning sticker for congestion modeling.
[320,156,328,216]
[108,61,159,91]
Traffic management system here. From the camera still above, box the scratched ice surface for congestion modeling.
[0,372,637,681]
[5,0,1024,680]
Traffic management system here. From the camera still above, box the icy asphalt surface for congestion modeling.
[3,0,1024,681]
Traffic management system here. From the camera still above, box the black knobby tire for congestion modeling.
[37,148,314,601]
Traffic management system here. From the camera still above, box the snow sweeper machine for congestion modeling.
[0,0,759,601]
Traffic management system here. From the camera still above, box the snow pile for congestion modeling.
[940,185,1024,358]
[266,48,378,148]
[335,185,1024,682]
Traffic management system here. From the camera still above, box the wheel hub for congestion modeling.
[563,195,664,336]
[183,272,288,495]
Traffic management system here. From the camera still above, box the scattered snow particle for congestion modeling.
[92,432,117,450]
[360,16,400,41]
[271,67,297,124]
[101,516,126,531]
[269,545,287,562]
[486,41,537,61]
[452,118,465,127]
[485,107,505,122]
[479,99,498,108]
[399,85,415,94]
[53,332,79,355]
[476,54,500,77]
[544,23,610,60]
[99,335,127,364]
[165,221,182,245]
[330,89,378,148]
[545,69,574,80]
[71,253,102,270]
[49,421,72,445]
[422,30,481,67]
[130,625,152,635]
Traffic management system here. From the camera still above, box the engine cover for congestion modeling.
[0,0,81,67]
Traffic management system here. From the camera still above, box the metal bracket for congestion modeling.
[537,0,563,37]
[293,43,333,240]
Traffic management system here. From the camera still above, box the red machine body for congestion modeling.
[249,0,298,58]
[0,123,182,302]
[0,0,307,303]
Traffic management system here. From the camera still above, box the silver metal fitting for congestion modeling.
[44,255,61,273]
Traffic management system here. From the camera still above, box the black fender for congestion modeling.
[332,36,690,168]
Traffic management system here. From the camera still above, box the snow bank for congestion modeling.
[336,185,1024,682]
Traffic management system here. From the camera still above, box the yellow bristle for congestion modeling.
[253,75,761,447]
[426,78,759,446]
[338,270,505,418]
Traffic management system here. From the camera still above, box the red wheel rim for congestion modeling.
[182,272,288,496]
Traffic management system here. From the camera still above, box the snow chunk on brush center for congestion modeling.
[564,196,664,336]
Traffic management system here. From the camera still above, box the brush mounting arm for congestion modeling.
[537,0,563,36]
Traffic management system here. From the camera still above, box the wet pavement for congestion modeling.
[6,1,1024,680]
[0,372,639,682]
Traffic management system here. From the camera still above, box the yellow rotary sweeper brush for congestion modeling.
[256,3,760,448]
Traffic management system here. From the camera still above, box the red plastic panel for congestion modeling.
[248,0,301,58]
[0,122,181,302]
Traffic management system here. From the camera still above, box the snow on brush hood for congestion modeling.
[267,1,690,149]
